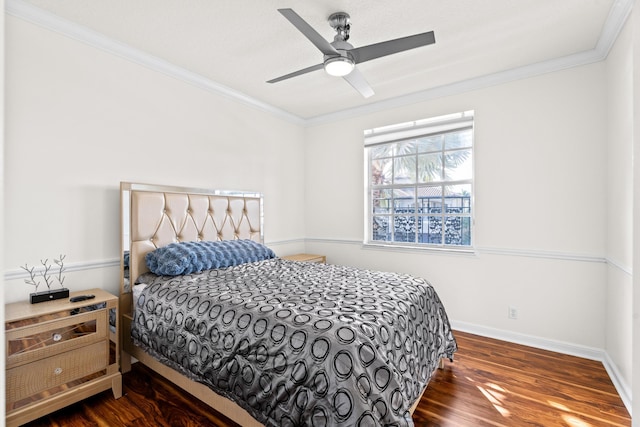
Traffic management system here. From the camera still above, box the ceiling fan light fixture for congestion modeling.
[324,56,355,77]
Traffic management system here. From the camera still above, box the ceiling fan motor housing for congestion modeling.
[327,40,354,60]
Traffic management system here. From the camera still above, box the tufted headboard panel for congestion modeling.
[120,182,264,298]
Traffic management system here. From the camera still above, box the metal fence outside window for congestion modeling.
[372,196,471,246]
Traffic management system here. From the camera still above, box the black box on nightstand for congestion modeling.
[30,288,70,304]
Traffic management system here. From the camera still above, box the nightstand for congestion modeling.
[5,288,122,427]
[281,253,326,263]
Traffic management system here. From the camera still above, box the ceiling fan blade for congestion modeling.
[267,63,325,83]
[350,31,435,64]
[278,9,339,56]
[342,68,374,98]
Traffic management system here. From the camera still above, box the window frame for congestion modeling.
[364,111,475,251]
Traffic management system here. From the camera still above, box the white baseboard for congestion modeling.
[451,320,632,416]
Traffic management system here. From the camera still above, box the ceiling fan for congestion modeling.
[267,8,436,98]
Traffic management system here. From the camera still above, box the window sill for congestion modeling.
[362,242,477,256]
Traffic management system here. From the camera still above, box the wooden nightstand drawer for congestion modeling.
[6,309,107,369]
[6,340,108,406]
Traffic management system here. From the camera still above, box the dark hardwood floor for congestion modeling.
[413,331,630,426]
[23,331,630,427]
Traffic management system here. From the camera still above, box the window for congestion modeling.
[364,111,474,249]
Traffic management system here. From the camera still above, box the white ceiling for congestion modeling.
[9,0,632,122]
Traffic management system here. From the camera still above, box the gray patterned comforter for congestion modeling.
[132,258,457,427]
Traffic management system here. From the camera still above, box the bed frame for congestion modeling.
[119,182,265,425]
[118,182,432,425]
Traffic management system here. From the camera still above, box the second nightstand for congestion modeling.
[281,253,326,263]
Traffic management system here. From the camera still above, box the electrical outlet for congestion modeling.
[508,306,518,320]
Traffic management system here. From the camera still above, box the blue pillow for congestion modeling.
[145,240,276,276]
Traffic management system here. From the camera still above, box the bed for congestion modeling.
[119,182,457,426]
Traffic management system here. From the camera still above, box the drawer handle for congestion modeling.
[53,367,63,375]
[52,333,62,342]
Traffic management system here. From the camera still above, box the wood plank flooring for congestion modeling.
[413,331,630,426]
[22,331,630,426]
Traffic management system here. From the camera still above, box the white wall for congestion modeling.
[304,64,608,350]
[631,4,640,425]
[3,5,637,419]
[0,0,6,422]
[605,11,634,407]
[3,16,307,303]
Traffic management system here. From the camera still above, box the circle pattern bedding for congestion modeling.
[132,258,457,427]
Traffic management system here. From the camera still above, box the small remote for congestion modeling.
[70,294,95,302]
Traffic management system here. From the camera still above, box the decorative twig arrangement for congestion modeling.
[54,255,66,287]
[21,254,66,293]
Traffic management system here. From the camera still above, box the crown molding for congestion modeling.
[596,0,634,55]
[308,0,633,126]
[6,0,633,127]
[5,0,306,126]
[306,49,605,125]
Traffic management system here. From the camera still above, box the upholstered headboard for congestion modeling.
[120,182,264,302]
